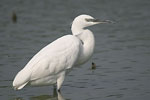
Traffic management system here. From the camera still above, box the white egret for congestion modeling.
[13,14,110,91]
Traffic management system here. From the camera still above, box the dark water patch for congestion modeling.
[106,93,124,98]
[0,86,9,88]
[122,66,132,69]
[125,78,137,81]
[119,88,128,90]
[94,87,105,90]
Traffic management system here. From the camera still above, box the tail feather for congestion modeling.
[13,82,28,90]
[13,68,31,90]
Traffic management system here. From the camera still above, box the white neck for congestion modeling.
[71,25,95,65]
[71,24,84,35]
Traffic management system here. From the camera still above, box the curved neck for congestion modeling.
[71,21,85,35]
[73,29,95,65]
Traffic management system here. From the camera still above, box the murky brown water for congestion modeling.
[0,0,150,100]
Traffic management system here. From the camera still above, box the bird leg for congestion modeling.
[57,71,66,92]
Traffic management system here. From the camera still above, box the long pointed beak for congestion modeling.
[86,18,114,24]
[97,19,114,24]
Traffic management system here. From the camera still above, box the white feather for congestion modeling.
[13,35,81,89]
[13,14,101,90]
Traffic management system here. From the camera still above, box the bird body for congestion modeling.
[13,14,105,91]
[13,35,81,90]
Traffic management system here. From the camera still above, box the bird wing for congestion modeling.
[13,35,81,89]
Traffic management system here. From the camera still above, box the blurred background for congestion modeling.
[0,0,150,100]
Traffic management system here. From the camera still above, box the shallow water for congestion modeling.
[0,0,150,100]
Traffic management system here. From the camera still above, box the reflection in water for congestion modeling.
[15,88,67,100]
[14,97,23,100]
[30,91,66,100]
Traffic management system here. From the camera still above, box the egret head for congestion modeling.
[72,15,98,28]
[72,14,112,28]
[71,14,111,34]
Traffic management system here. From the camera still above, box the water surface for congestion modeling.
[0,0,150,100]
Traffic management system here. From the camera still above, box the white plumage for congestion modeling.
[13,14,104,91]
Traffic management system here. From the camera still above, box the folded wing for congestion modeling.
[13,35,81,90]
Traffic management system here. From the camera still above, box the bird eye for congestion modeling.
[85,18,93,22]
[85,18,99,22]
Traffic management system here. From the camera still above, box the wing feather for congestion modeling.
[13,35,81,89]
